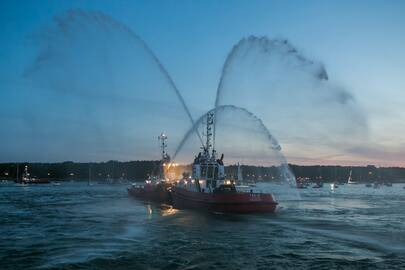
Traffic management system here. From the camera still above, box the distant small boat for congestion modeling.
[330,183,338,190]
[15,182,28,187]
[88,165,93,186]
[347,170,357,184]
[312,182,323,188]
[365,183,372,188]
[296,181,308,189]
[15,166,50,184]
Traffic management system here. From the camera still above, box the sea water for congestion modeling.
[1,182,404,269]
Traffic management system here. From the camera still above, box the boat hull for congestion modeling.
[171,186,278,214]
[127,183,172,204]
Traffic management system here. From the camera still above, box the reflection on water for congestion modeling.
[144,203,179,218]
[0,182,404,269]
[159,204,179,217]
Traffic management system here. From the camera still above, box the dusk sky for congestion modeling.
[1,0,405,166]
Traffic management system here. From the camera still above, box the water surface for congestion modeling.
[1,182,404,269]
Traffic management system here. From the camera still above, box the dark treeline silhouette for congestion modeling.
[288,164,405,183]
[1,162,404,183]
[228,164,405,183]
[0,161,161,182]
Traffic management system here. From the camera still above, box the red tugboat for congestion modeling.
[171,112,278,214]
[127,133,173,204]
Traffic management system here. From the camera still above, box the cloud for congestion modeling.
[347,145,405,166]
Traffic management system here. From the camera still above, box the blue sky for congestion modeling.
[1,0,405,166]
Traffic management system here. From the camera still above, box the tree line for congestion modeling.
[0,161,404,183]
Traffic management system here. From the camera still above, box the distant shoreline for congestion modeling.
[1,161,405,183]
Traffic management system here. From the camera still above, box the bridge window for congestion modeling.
[207,166,213,179]
[201,166,206,177]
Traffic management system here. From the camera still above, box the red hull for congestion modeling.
[127,183,172,204]
[171,186,278,214]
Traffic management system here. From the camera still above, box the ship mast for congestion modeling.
[211,110,217,154]
[158,132,168,160]
[158,132,169,179]
[16,163,19,182]
[203,112,216,160]
[88,163,91,186]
